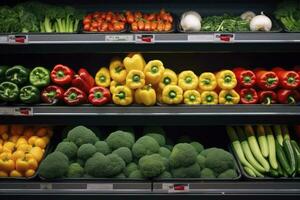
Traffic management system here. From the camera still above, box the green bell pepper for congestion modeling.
[0,81,19,102]
[20,85,40,104]
[29,66,50,87]
[0,65,9,83]
[5,65,29,86]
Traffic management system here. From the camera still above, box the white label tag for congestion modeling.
[8,35,28,44]
[14,107,33,116]
[214,33,235,42]
[188,34,214,42]
[87,184,113,190]
[135,34,155,43]
[40,183,52,189]
[105,35,133,42]
[163,183,190,193]
[0,36,8,43]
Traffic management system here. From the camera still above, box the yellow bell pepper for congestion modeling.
[183,90,201,105]
[216,70,237,90]
[16,154,38,172]
[25,169,35,177]
[144,60,165,85]
[123,53,146,72]
[110,80,124,94]
[156,88,163,103]
[95,67,111,87]
[112,86,133,106]
[162,85,183,104]
[178,70,199,91]
[219,89,240,104]
[199,72,217,91]
[12,150,25,162]
[201,91,219,104]
[0,152,15,172]
[0,170,8,177]
[159,68,177,89]
[109,57,127,82]
[135,85,156,106]
[30,147,44,162]
[126,70,145,89]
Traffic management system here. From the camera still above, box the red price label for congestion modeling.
[8,35,28,44]
[214,33,235,42]
[135,34,155,43]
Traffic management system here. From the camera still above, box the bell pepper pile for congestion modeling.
[0,125,52,178]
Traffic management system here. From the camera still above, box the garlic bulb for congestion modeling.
[240,11,256,22]
[180,11,202,31]
[250,12,272,32]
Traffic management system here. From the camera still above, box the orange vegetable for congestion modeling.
[25,169,35,177]
[0,152,15,172]
[10,170,22,177]
[30,147,43,162]
[23,127,34,139]
[10,125,24,136]
[36,127,48,137]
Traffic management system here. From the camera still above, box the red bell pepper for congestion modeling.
[233,67,256,88]
[255,70,279,90]
[277,89,300,104]
[258,90,277,105]
[239,88,258,104]
[88,86,111,106]
[72,68,95,93]
[41,85,64,104]
[272,67,300,89]
[63,87,87,106]
[51,64,74,85]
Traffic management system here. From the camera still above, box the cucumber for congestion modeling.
[273,125,283,146]
[244,125,270,172]
[276,139,292,176]
[244,166,256,177]
[269,168,280,177]
[265,126,278,169]
[277,161,283,176]
[283,139,296,175]
[236,127,265,173]
[256,125,269,158]
[290,140,300,174]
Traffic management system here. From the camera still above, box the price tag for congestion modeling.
[8,35,28,44]
[0,36,8,43]
[87,184,113,191]
[14,107,33,116]
[40,183,52,190]
[135,34,155,43]
[105,35,133,42]
[214,33,235,42]
[162,183,190,193]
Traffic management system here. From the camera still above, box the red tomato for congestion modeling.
[93,13,100,19]
[144,21,151,31]
[137,20,145,31]
[131,22,138,31]
[134,11,142,19]
[127,14,134,24]
[90,27,98,32]
[83,18,91,25]
[150,21,158,31]
[101,22,108,31]
[119,22,125,30]
[113,22,122,31]
[148,13,156,21]
[83,24,90,31]
[108,23,114,31]
[157,21,164,32]
[101,13,106,19]
[91,21,98,28]
[164,22,172,31]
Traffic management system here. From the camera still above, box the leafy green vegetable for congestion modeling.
[274,0,300,31]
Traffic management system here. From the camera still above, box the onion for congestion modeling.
[250,12,272,32]
[240,11,256,22]
[180,11,202,31]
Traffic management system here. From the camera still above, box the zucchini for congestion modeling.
[265,126,278,169]
[291,140,300,174]
[244,125,270,172]
[256,125,269,158]
[269,168,280,177]
[276,139,292,176]
[244,166,256,177]
[283,139,296,175]
[277,161,283,176]
[273,125,283,146]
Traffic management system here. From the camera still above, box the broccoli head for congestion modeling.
[67,126,98,146]
[171,163,201,178]
[77,144,96,160]
[67,163,84,178]
[200,168,216,178]
[39,151,69,179]
[217,169,237,179]
[190,142,204,153]
[139,154,166,178]
[146,133,166,146]
[204,148,234,174]
[117,126,135,139]
[132,136,160,158]
[94,141,111,155]
[162,157,170,170]
[112,147,132,164]
[159,147,171,158]
[106,130,135,150]
[123,162,138,177]
[129,170,144,179]
[157,171,172,179]
[200,147,218,157]
[197,154,206,169]
[55,141,78,160]
[169,143,197,168]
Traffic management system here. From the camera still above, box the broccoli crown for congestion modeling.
[200,147,218,157]
[55,141,78,160]
[146,133,166,146]
[94,141,111,155]
[107,153,126,176]
[117,126,135,139]
[169,143,197,168]
[112,147,132,164]
[204,148,234,174]
[159,147,171,158]
[162,157,170,170]
[143,126,165,136]
[39,151,69,179]
[67,126,98,146]
[67,163,84,178]
[113,173,126,178]
[132,136,160,158]
[217,169,237,179]
[190,142,204,153]
[139,154,166,178]
[106,130,135,150]
[157,171,172,179]
[77,144,97,160]
[200,168,216,178]
[129,170,144,179]
[197,154,206,169]
[171,163,201,178]
[123,162,138,177]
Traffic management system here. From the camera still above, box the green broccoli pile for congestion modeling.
[39,126,238,179]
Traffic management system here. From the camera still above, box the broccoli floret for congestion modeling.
[200,168,216,178]
[132,136,160,158]
[177,136,191,143]
[146,133,166,146]
[200,148,218,157]
[67,126,98,146]
[139,154,166,178]
[197,154,206,169]
[39,151,69,179]
[190,142,204,153]
[143,126,165,135]
[124,162,138,177]
[129,170,144,179]
[113,173,126,178]
[169,143,197,168]
[159,147,171,158]
[67,163,84,178]
[106,130,135,150]
[162,157,170,170]
[112,147,132,164]
[217,169,237,179]
[94,141,111,155]
[204,148,234,174]
[171,163,201,178]
[77,144,96,160]
[55,141,78,160]
[157,171,172,179]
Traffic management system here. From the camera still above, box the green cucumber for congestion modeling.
[265,126,278,169]
[244,166,256,177]
[283,139,296,175]
[291,140,300,174]
[276,140,292,176]
[277,161,283,176]
[256,125,269,158]
[269,168,280,177]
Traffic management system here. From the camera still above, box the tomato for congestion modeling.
[119,14,126,22]
[148,13,156,21]
[131,22,138,31]
[164,22,172,31]
[85,14,92,20]
[162,14,169,22]
[91,21,98,28]
[134,11,142,19]
[108,23,114,31]
[150,21,158,31]
[168,15,173,23]
[113,22,121,31]
[119,22,125,30]
[137,20,145,31]
[144,21,151,31]
[101,22,108,31]
[157,21,164,32]
[100,13,106,19]
[126,14,134,24]
[83,18,91,25]
[83,24,91,31]
[93,13,100,19]
[90,27,98,32]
